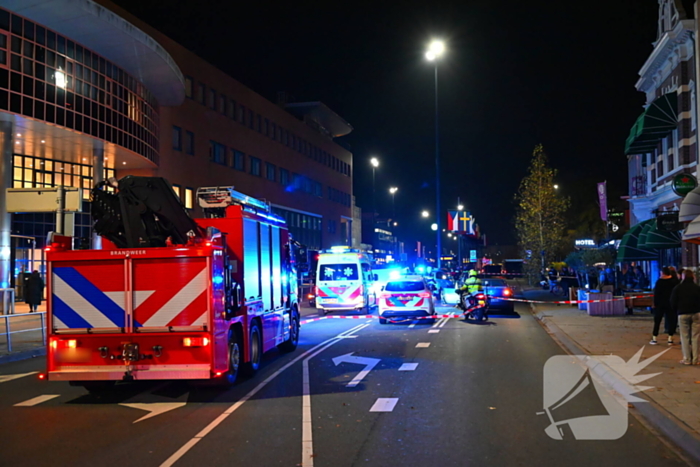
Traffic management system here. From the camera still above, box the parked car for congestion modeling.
[482,277,515,312]
[439,280,461,305]
[378,275,436,324]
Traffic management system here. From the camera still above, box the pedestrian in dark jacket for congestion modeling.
[650,267,680,345]
[670,269,700,365]
[26,270,44,313]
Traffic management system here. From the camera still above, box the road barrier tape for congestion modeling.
[300,306,483,325]
[495,293,653,305]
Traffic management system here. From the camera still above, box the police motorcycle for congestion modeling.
[456,288,490,321]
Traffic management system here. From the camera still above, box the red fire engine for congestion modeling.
[44,177,301,393]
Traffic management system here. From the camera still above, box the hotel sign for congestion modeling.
[575,239,596,248]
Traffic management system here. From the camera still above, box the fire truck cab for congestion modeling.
[45,178,301,392]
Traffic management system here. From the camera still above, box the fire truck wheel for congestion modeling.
[243,322,262,376]
[279,309,300,353]
[225,334,241,385]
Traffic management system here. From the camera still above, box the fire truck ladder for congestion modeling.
[196,186,270,217]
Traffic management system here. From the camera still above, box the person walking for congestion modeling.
[670,269,700,365]
[26,270,44,313]
[650,267,679,345]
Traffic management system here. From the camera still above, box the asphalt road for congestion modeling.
[0,301,689,467]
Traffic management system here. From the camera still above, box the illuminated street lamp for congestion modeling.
[426,39,445,268]
[389,186,398,219]
[421,210,430,218]
[370,157,380,234]
[431,223,438,231]
[553,184,559,190]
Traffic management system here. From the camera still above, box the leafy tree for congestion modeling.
[514,145,570,282]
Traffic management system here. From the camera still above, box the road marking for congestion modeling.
[399,363,418,371]
[408,322,416,328]
[428,329,440,334]
[159,322,370,467]
[370,398,399,412]
[439,318,449,328]
[416,342,430,348]
[303,324,370,466]
[14,394,59,406]
[431,318,443,328]
[0,371,38,383]
[120,402,188,423]
[332,352,380,387]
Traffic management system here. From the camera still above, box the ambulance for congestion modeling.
[315,247,376,314]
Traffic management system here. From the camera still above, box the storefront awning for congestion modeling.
[643,220,682,249]
[617,219,658,262]
[682,216,700,244]
[637,222,654,248]
[679,185,700,222]
[624,93,678,155]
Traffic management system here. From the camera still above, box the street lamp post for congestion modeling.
[370,157,379,238]
[426,40,445,268]
[389,187,398,220]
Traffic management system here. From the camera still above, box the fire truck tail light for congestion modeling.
[51,339,78,349]
[38,373,46,380]
[183,337,209,347]
[215,371,223,377]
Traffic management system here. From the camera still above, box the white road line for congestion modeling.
[302,324,370,466]
[408,323,416,328]
[370,398,399,412]
[428,329,440,334]
[14,395,60,406]
[431,317,444,328]
[415,342,430,348]
[399,363,418,371]
[159,322,369,467]
[439,318,449,328]
[0,371,38,383]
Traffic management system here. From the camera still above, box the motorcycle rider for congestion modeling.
[457,269,482,310]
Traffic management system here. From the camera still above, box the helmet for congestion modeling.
[468,270,477,277]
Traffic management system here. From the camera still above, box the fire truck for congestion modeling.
[44,176,301,393]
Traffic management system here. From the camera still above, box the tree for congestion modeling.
[514,145,570,282]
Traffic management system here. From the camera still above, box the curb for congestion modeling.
[531,302,700,463]
[0,346,46,365]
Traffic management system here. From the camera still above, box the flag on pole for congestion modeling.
[597,182,608,222]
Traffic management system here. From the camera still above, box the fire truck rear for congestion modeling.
[45,177,301,393]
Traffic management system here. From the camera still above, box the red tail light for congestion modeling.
[503,288,511,296]
[475,293,485,299]
[418,292,432,298]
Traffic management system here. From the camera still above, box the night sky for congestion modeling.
[113,0,662,246]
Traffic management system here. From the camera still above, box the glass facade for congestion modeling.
[272,207,322,250]
[0,8,159,163]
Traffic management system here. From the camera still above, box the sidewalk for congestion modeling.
[526,286,700,460]
[0,301,47,363]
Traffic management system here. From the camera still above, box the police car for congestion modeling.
[377,275,436,324]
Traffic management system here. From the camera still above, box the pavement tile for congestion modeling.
[524,287,700,437]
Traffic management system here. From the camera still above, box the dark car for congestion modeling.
[481,277,515,312]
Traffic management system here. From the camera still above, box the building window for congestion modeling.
[209,141,226,164]
[233,150,245,171]
[208,89,216,109]
[271,122,277,140]
[248,109,254,129]
[264,118,269,137]
[293,173,303,190]
[229,99,236,119]
[250,156,261,176]
[239,104,246,125]
[172,125,182,151]
[257,114,262,133]
[185,131,194,155]
[197,83,205,105]
[280,168,289,186]
[184,187,194,209]
[328,219,336,234]
[172,184,181,199]
[184,76,193,98]
[218,94,226,114]
[265,162,276,181]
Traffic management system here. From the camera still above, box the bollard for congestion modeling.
[40,312,46,345]
[3,315,10,352]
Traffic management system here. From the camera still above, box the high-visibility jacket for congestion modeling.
[460,272,482,294]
